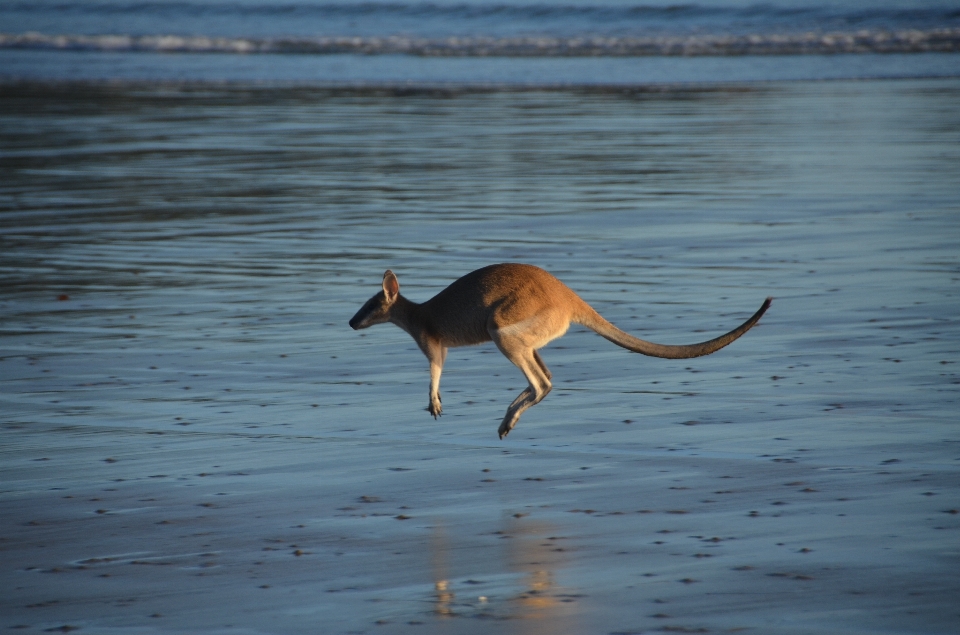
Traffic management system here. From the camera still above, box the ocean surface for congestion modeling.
[2,1,960,634]
[2,0,960,83]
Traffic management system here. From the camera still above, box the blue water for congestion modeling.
[2,0,959,83]
[6,0,960,38]
[2,2,960,634]
[2,78,960,633]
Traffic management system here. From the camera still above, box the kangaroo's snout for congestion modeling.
[350,273,398,331]
[348,310,367,330]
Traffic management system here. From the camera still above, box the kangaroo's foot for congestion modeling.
[498,414,517,439]
[498,384,551,439]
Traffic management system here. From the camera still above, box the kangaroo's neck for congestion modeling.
[389,295,430,342]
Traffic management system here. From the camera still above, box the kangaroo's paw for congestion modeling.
[427,396,442,419]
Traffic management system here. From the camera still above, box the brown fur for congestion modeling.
[350,263,771,439]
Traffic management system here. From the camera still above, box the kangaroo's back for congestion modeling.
[422,263,585,346]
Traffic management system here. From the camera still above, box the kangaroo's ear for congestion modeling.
[382,270,399,302]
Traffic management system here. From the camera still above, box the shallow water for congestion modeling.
[1,79,959,633]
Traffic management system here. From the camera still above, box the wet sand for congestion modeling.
[1,79,959,634]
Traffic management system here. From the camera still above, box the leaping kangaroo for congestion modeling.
[349,263,771,439]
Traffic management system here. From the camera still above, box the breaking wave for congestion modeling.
[3,29,959,56]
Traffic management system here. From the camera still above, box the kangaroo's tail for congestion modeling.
[575,297,771,360]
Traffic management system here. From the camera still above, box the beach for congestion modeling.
[2,76,959,633]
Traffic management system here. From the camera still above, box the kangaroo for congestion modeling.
[349,263,771,439]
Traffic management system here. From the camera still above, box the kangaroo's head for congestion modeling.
[349,270,400,330]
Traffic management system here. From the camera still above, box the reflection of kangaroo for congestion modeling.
[350,263,771,439]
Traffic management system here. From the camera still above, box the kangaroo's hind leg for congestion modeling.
[533,349,552,380]
[502,352,551,410]
[492,335,553,439]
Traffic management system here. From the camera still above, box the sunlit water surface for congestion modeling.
[1,80,959,634]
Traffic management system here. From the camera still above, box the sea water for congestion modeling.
[1,2,959,634]
[1,0,959,83]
